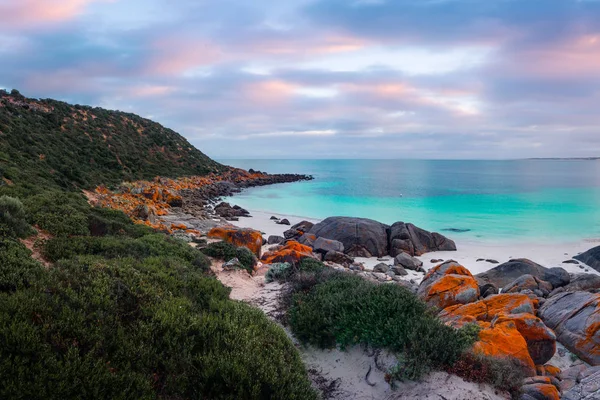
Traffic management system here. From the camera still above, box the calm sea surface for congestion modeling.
[220,159,600,243]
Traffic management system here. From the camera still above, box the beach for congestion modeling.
[228,208,600,280]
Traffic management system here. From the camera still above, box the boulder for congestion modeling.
[267,235,285,245]
[313,237,344,255]
[479,283,499,298]
[574,245,600,272]
[277,218,291,226]
[388,222,456,257]
[309,217,389,257]
[439,294,538,327]
[207,227,263,257]
[261,241,315,266]
[324,251,354,267]
[373,263,389,273]
[504,274,554,297]
[283,220,315,240]
[223,258,244,271]
[394,252,424,271]
[476,259,569,290]
[417,261,480,309]
[474,320,536,376]
[391,265,408,276]
[563,274,600,292]
[297,233,317,247]
[521,381,560,400]
[538,291,600,365]
[563,366,600,400]
[441,293,554,370]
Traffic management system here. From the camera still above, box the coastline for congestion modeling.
[227,207,599,279]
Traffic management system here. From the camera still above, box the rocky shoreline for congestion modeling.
[92,169,600,400]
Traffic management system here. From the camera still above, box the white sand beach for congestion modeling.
[228,208,599,278]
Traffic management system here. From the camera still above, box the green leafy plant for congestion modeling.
[288,271,477,381]
[266,262,293,283]
[201,241,256,273]
[0,195,32,238]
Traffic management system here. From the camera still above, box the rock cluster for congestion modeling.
[283,216,456,259]
[417,259,600,399]
[94,168,312,233]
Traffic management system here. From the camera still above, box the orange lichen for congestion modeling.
[474,320,536,376]
[425,275,480,309]
[525,383,560,400]
[261,241,314,265]
[208,227,263,257]
[543,364,561,377]
[94,168,276,234]
[171,223,188,230]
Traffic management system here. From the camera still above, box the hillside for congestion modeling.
[0,89,224,192]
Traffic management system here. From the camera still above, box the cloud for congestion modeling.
[1,0,600,159]
[0,0,112,28]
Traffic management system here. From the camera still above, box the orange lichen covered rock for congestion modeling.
[171,223,188,231]
[261,241,315,265]
[495,313,556,365]
[543,364,561,378]
[417,261,480,309]
[441,293,555,367]
[208,227,263,257]
[521,382,560,400]
[474,320,536,376]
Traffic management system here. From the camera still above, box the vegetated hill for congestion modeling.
[0,89,224,192]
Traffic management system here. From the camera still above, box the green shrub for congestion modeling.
[445,352,525,397]
[298,257,326,273]
[24,191,90,237]
[0,195,32,238]
[0,255,317,400]
[201,241,256,273]
[289,272,476,380]
[43,234,212,272]
[265,262,293,283]
[0,238,46,292]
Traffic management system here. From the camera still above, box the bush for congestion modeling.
[288,272,477,380]
[298,257,326,273]
[201,241,256,273]
[24,191,90,237]
[0,255,317,400]
[265,262,293,283]
[0,195,32,238]
[445,352,525,397]
[43,234,212,272]
[0,238,46,292]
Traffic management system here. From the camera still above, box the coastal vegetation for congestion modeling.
[0,91,317,399]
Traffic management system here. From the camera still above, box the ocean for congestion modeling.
[220,159,600,244]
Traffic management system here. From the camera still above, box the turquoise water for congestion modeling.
[220,159,600,243]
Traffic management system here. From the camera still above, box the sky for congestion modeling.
[1,0,599,159]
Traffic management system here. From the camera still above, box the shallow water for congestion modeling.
[220,159,600,244]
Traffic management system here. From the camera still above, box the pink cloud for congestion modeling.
[0,0,110,27]
[247,34,369,56]
[495,34,600,79]
[145,37,223,76]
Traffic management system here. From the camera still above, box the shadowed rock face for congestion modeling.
[309,217,389,257]
[539,292,600,366]
[388,222,456,257]
[307,217,456,258]
[575,245,600,272]
[476,259,570,290]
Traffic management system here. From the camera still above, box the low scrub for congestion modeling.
[0,195,32,238]
[0,254,317,400]
[288,271,477,380]
[201,241,256,273]
[265,262,293,283]
[445,351,525,398]
[43,234,212,272]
